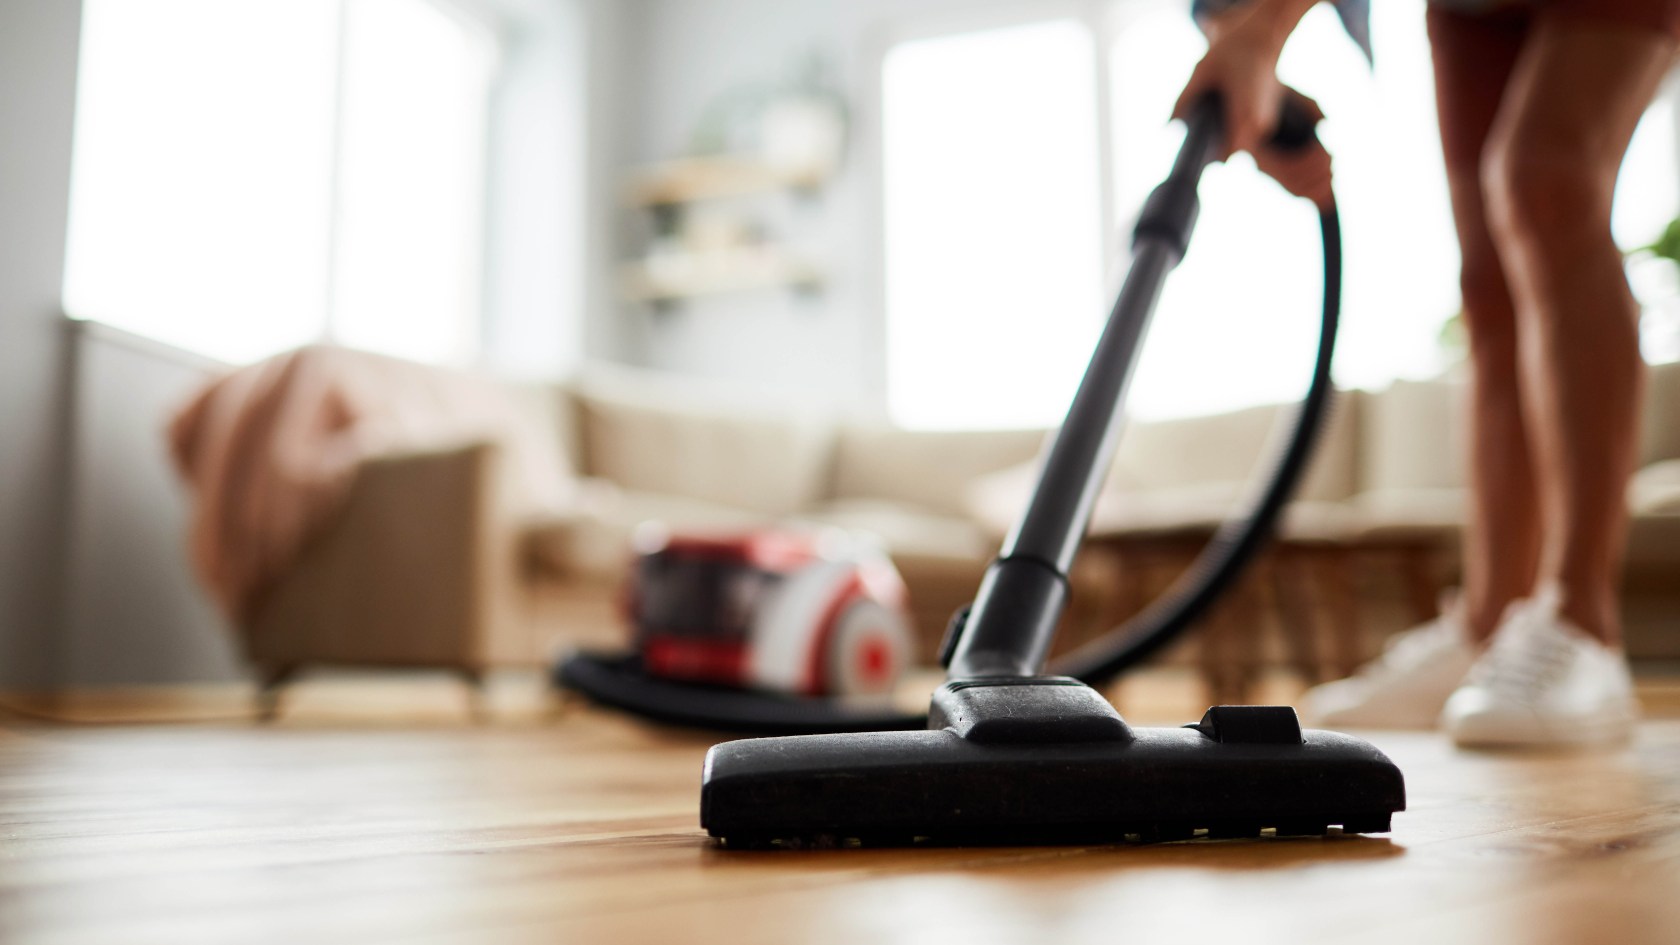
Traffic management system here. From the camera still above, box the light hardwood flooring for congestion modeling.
[3,673,1680,945]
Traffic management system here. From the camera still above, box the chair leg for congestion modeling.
[255,664,299,722]
[459,667,489,723]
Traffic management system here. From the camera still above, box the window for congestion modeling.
[63,0,495,367]
[1618,85,1680,364]
[881,0,1680,426]
[1113,0,1459,420]
[881,18,1105,430]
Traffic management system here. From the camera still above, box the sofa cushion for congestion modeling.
[1639,359,1680,468]
[1109,404,1276,492]
[966,459,1057,537]
[572,369,834,517]
[505,382,582,481]
[1300,390,1364,502]
[1351,487,1465,539]
[1088,481,1243,536]
[1085,486,1361,542]
[1360,378,1467,494]
[1105,391,1362,502]
[966,392,1363,539]
[796,498,994,560]
[1631,459,1680,514]
[524,480,773,581]
[831,424,1048,518]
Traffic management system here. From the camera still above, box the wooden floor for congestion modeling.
[4,676,1680,945]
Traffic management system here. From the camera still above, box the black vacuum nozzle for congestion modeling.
[702,678,1405,848]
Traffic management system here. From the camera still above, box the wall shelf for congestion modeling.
[620,247,823,304]
[624,155,828,208]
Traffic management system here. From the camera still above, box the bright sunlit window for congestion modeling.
[1618,81,1680,364]
[1112,0,1460,421]
[63,0,495,367]
[882,19,1106,430]
[1116,0,1677,420]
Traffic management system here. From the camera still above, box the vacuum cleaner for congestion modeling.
[561,94,1405,845]
[695,95,1403,847]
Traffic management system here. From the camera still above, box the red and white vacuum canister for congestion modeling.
[625,526,912,697]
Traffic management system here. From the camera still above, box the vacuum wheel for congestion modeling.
[822,598,910,696]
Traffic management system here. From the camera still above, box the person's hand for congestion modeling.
[1251,89,1333,210]
[1172,10,1290,158]
[1172,7,1333,210]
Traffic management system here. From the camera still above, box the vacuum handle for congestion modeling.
[945,98,1227,679]
[1006,96,1224,571]
[948,92,1324,679]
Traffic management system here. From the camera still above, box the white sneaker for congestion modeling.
[1300,602,1476,730]
[1443,587,1638,748]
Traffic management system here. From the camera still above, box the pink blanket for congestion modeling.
[168,345,569,626]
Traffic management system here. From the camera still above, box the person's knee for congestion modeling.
[1455,239,1518,361]
[1481,139,1615,260]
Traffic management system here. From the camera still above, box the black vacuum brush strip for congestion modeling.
[699,96,1406,848]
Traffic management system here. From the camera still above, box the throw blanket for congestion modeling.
[169,345,570,626]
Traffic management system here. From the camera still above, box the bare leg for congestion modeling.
[1482,20,1676,644]
[1428,8,1538,642]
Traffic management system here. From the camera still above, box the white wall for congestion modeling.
[61,324,243,685]
[0,0,83,690]
[582,0,641,375]
[476,0,592,380]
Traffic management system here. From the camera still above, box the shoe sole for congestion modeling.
[1447,710,1637,749]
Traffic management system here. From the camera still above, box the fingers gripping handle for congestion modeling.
[1134,93,1320,259]
[1269,95,1322,151]
[1190,92,1323,158]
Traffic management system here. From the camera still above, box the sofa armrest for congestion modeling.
[246,441,530,670]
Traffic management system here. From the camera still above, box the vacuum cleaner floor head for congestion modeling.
[701,678,1405,848]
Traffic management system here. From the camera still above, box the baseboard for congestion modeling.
[0,684,257,724]
[8,665,1674,727]
[0,670,554,725]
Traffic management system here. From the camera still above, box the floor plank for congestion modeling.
[3,688,1679,945]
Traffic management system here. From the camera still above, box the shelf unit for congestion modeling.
[620,247,822,304]
[620,154,831,307]
[624,154,828,207]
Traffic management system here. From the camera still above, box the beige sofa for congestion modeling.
[245,360,1680,689]
[247,364,1071,685]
